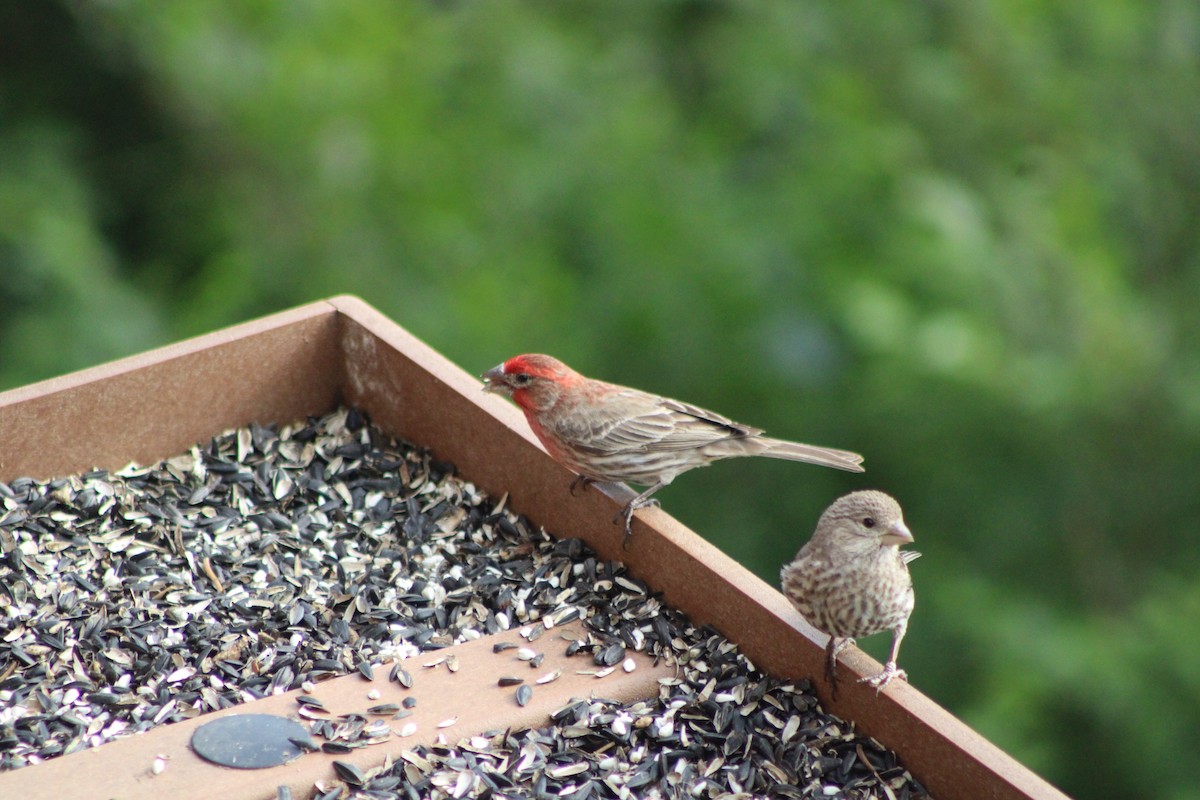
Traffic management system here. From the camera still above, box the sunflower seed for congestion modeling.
[333,760,365,786]
[535,670,561,685]
[390,665,414,688]
[297,695,327,711]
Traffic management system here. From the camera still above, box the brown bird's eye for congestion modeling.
[513,373,532,385]
[862,517,875,528]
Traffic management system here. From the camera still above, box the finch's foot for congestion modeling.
[824,637,854,699]
[613,497,660,549]
[569,475,595,497]
[858,661,907,694]
[619,506,635,550]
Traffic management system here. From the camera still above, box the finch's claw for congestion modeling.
[858,661,907,694]
[825,645,838,699]
[612,497,660,549]
[615,504,636,549]
[569,475,595,497]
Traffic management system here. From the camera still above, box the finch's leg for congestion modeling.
[859,623,908,693]
[825,637,854,699]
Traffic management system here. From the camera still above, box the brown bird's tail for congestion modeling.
[753,437,865,473]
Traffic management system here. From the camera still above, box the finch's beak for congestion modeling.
[881,520,914,546]
[481,364,509,395]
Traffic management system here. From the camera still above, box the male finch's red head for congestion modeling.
[481,354,582,412]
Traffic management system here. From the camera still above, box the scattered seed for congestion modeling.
[297,695,327,711]
[289,736,319,752]
[596,642,625,667]
[614,576,646,595]
[497,676,525,687]
[333,760,366,786]
[516,685,533,707]
[548,762,590,779]
[391,665,414,688]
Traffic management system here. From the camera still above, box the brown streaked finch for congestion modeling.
[481,354,864,544]
[780,490,918,697]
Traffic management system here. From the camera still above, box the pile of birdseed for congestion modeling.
[0,407,929,798]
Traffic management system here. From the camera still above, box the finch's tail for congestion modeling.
[755,437,865,473]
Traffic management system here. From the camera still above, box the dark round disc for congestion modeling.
[190,713,310,769]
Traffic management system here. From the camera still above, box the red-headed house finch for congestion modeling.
[781,490,918,697]
[481,354,864,542]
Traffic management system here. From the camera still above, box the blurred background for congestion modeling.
[2,2,1198,796]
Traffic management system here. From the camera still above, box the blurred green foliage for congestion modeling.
[3,1,1199,796]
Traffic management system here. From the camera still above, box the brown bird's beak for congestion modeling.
[481,364,510,395]
[881,520,914,546]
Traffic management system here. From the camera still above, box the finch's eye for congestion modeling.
[513,373,532,386]
[862,517,876,528]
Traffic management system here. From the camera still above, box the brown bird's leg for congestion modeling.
[859,622,909,693]
[569,475,595,496]
[613,483,665,548]
[825,637,839,699]
[825,637,854,700]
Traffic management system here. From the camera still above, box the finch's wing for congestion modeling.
[553,388,760,454]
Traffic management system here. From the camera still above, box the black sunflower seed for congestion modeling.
[333,760,366,786]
